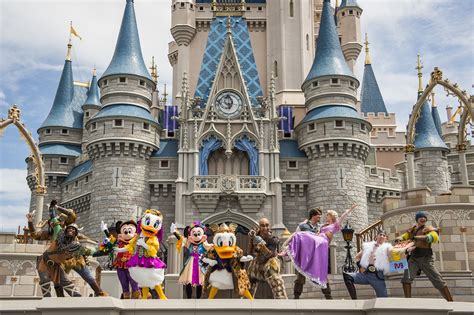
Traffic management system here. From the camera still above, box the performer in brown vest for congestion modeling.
[397,211,453,301]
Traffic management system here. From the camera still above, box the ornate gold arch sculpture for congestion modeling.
[406,67,473,150]
[0,105,46,225]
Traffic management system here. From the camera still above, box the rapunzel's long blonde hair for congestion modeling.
[326,210,339,223]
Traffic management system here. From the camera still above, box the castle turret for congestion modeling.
[360,33,387,115]
[413,55,450,195]
[297,0,371,239]
[336,0,362,74]
[85,0,160,239]
[32,41,88,219]
[170,0,196,103]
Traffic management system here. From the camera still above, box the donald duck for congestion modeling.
[116,209,167,300]
[203,223,254,299]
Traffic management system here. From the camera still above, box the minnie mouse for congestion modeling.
[171,221,212,299]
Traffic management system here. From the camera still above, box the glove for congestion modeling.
[100,221,108,232]
[114,247,128,253]
[170,222,177,234]
[202,257,217,266]
[137,238,149,250]
[240,255,253,262]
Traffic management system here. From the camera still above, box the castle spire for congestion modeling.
[304,0,355,83]
[430,92,443,137]
[101,0,151,80]
[360,37,387,114]
[83,69,101,107]
[413,55,447,150]
[364,33,371,65]
[39,41,76,130]
[416,54,423,94]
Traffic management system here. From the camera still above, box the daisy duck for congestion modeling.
[115,209,167,299]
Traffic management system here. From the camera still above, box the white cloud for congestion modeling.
[0,168,31,232]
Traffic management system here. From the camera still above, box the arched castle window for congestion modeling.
[289,0,294,17]
[273,60,278,77]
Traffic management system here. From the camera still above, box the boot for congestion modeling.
[321,282,333,300]
[54,286,65,297]
[343,273,357,300]
[402,283,411,298]
[439,286,453,302]
[90,281,108,297]
[122,292,131,299]
[131,290,141,299]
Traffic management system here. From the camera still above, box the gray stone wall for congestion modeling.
[416,150,450,195]
[302,77,358,111]
[38,128,83,145]
[87,156,151,241]
[86,119,159,146]
[98,75,154,108]
[298,119,370,146]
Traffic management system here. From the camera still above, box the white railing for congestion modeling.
[192,175,266,193]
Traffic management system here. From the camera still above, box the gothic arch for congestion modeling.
[202,208,258,230]
[406,67,472,149]
[0,105,46,224]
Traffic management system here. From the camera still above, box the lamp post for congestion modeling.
[341,222,356,273]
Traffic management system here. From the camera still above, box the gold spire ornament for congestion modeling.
[416,54,423,93]
[66,39,72,61]
[364,33,371,65]
[431,91,436,107]
[150,56,158,83]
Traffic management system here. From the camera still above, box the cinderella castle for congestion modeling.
[19,0,473,300]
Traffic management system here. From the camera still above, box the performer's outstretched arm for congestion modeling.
[338,204,357,226]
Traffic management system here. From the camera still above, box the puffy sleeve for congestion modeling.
[146,237,159,257]
[426,231,439,243]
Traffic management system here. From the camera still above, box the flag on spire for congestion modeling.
[70,22,82,40]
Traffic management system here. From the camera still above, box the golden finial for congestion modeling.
[416,54,423,93]
[364,33,371,65]
[162,84,168,105]
[150,56,158,84]
[336,0,340,8]
[92,68,97,76]
[431,91,436,107]
[66,39,72,61]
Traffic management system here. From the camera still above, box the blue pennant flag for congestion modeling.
[164,105,179,136]
[278,105,294,132]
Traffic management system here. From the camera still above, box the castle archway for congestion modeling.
[0,105,46,225]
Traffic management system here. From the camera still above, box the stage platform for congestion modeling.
[0,297,472,315]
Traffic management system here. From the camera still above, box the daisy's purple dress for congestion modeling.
[287,222,341,288]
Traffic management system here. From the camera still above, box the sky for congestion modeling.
[0,0,473,231]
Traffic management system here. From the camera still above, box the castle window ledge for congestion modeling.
[113,119,124,128]
[61,129,69,135]
[334,120,345,128]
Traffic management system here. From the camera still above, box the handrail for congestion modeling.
[355,219,383,252]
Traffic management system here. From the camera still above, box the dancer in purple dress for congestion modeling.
[285,204,357,288]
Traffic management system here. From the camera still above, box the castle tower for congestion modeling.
[360,33,405,172]
[413,55,450,195]
[297,0,370,232]
[170,0,196,103]
[336,0,363,74]
[81,70,101,153]
[267,0,314,107]
[85,0,159,239]
[29,41,88,220]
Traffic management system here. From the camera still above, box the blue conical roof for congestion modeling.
[340,0,360,8]
[431,105,443,137]
[83,73,101,107]
[360,64,387,114]
[304,0,355,83]
[414,98,448,150]
[101,0,151,80]
[40,60,76,129]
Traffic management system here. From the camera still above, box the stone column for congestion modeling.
[458,150,469,185]
[406,152,416,189]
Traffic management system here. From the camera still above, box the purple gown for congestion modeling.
[287,222,341,288]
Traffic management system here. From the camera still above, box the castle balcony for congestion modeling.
[190,175,267,213]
